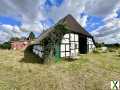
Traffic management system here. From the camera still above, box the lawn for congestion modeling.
[0,49,120,90]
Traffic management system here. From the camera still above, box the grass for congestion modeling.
[0,49,120,90]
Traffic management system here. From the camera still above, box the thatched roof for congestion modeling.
[35,14,92,44]
[57,15,92,36]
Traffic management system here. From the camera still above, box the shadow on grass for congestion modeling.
[20,45,44,64]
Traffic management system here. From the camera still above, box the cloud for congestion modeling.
[42,0,120,28]
[21,18,54,33]
[85,0,120,17]
[0,0,49,40]
[0,31,10,44]
[76,14,88,27]
[42,0,87,26]
[0,0,119,25]
[91,18,120,44]
[0,0,120,44]
[1,24,21,33]
[0,0,46,22]
[89,1,120,44]
[0,24,21,42]
[21,22,44,33]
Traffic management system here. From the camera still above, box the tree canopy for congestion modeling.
[0,42,11,49]
[28,32,35,40]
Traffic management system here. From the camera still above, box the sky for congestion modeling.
[0,0,120,44]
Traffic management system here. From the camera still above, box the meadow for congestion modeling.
[0,48,120,90]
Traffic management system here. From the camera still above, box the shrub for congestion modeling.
[95,43,105,48]
[108,48,116,52]
[117,50,120,57]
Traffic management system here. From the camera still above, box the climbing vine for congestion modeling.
[40,24,69,60]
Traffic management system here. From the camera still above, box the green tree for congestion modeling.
[0,42,11,49]
[28,32,35,40]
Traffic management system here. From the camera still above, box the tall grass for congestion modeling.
[0,48,120,90]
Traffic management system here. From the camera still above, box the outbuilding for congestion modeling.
[32,15,96,60]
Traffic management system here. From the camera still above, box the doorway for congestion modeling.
[79,36,87,54]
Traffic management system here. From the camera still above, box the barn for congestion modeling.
[32,15,96,60]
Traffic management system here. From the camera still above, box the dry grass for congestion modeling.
[0,49,120,90]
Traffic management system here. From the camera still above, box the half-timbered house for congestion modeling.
[32,15,96,60]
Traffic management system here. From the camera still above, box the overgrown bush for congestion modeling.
[95,43,105,48]
[117,50,120,57]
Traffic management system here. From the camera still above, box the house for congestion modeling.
[11,32,36,50]
[32,15,96,60]
[11,40,29,50]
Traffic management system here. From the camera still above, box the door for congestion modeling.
[79,36,87,54]
[55,45,61,62]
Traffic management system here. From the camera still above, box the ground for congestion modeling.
[0,49,120,90]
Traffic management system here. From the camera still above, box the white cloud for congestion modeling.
[77,15,88,27]
[0,0,48,42]
[42,0,87,26]
[21,21,45,33]
[42,0,120,28]
[0,0,119,26]
[90,1,120,44]
[85,0,120,17]
[91,18,120,44]
[0,31,11,44]
[0,0,46,22]
[0,24,21,40]
[0,24,21,34]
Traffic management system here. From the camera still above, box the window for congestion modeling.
[70,42,75,50]
[75,34,78,41]
[70,34,74,41]
[66,45,70,51]
[61,52,65,57]
[66,52,70,57]
[60,33,79,58]
[64,34,69,38]
[61,38,69,43]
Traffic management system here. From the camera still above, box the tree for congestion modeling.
[0,42,11,49]
[27,32,35,40]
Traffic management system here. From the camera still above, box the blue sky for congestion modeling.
[0,16,21,26]
[86,16,105,32]
[0,0,120,44]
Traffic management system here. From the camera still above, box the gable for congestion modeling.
[58,15,92,37]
